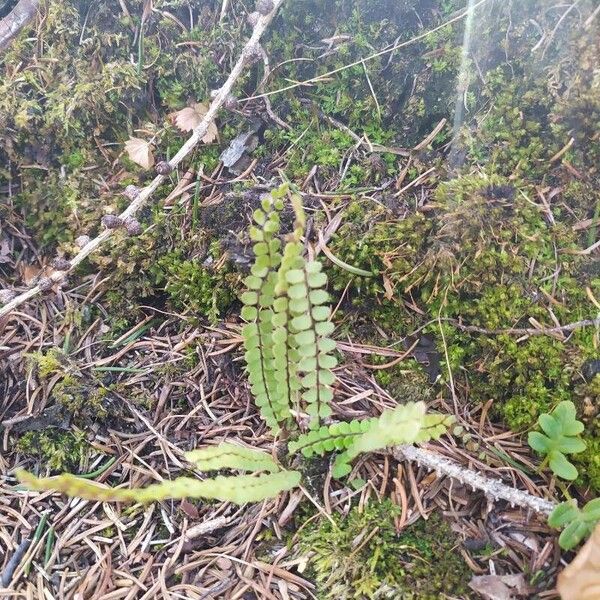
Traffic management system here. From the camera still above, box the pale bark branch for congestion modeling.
[394,445,557,515]
[0,0,284,320]
[0,0,41,52]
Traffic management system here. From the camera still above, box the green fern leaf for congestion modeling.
[331,402,451,478]
[185,443,280,473]
[415,413,455,442]
[241,187,290,433]
[17,469,301,505]
[287,258,337,429]
[288,419,374,457]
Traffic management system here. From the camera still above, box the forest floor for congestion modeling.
[0,0,599,598]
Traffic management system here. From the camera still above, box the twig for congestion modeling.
[408,316,600,338]
[451,316,600,336]
[0,537,31,588]
[394,446,556,515]
[0,0,285,320]
[0,0,41,52]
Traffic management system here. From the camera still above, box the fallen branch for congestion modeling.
[448,316,600,337]
[0,0,41,52]
[394,445,556,515]
[0,0,284,320]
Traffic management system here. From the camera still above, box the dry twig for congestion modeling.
[394,446,557,515]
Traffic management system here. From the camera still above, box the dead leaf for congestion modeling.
[558,524,600,600]
[468,573,528,600]
[170,102,218,143]
[124,137,155,169]
[383,275,395,300]
[20,264,42,285]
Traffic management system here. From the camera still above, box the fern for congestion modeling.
[288,419,375,457]
[242,186,337,431]
[185,443,280,473]
[271,198,305,417]
[241,187,289,433]
[16,468,300,504]
[333,403,453,478]
[288,403,452,478]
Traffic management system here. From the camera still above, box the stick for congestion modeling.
[0,0,41,52]
[0,0,285,320]
[394,446,557,515]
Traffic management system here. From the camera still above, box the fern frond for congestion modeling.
[331,402,451,478]
[185,443,280,473]
[16,469,301,505]
[242,188,289,433]
[286,259,337,428]
[288,419,374,457]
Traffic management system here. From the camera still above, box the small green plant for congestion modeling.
[17,184,452,504]
[527,401,586,481]
[548,498,600,550]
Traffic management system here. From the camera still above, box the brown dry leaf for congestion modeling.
[383,275,395,300]
[124,137,155,169]
[558,524,600,600]
[170,102,218,143]
[468,574,528,600]
[20,264,42,285]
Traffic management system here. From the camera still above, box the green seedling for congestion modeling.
[548,498,600,550]
[528,401,586,480]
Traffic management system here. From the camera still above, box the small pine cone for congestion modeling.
[75,235,91,248]
[38,277,54,292]
[256,0,273,15]
[101,215,123,229]
[0,289,17,304]
[155,161,173,176]
[124,217,142,236]
[244,43,263,65]
[247,11,260,27]
[123,184,141,201]
[223,94,238,110]
[52,257,71,271]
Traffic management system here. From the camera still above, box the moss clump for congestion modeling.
[297,501,472,599]
[26,348,65,379]
[153,249,235,322]
[16,430,88,472]
[53,376,110,421]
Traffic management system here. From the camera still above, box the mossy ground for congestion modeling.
[294,500,472,599]
[1,0,599,596]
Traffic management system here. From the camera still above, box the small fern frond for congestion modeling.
[288,419,374,457]
[330,402,451,478]
[242,188,289,433]
[16,469,301,505]
[185,443,280,473]
[286,259,337,428]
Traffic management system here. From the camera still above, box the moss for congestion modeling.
[26,348,65,379]
[53,377,110,421]
[153,248,235,322]
[17,430,88,472]
[297,501,472,599]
